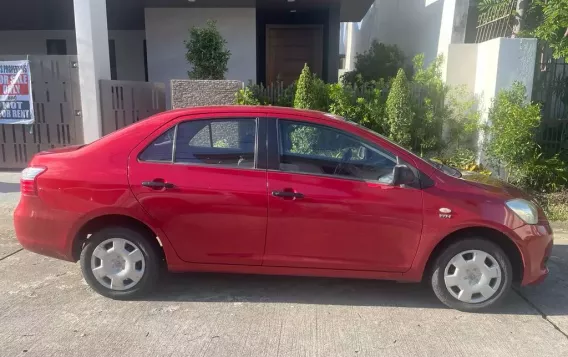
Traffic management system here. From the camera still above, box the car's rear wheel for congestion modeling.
[431,238,513,312]
[80,227,161,299]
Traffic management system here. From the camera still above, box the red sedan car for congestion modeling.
[14,106,552,311]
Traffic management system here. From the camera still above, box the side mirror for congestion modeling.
[392,165,416,187]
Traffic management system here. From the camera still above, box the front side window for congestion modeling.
[175,119,257,168]
[278,120,396,183]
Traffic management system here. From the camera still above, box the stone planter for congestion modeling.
[171,79,243,109]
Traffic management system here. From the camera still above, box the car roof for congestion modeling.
[160,105,345,122]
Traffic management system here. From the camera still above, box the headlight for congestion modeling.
[506,199,538,225]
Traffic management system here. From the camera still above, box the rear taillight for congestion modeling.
[20,167,46,196]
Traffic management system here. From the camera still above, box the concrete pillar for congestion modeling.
[439,0,470,81]
[344,23,356,71]
[73,0,111,143]
[327,5,340,83]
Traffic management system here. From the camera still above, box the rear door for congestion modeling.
[128,114,268,266]
[264,117,424,272]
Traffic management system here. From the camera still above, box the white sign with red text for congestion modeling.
[0,60,34,124]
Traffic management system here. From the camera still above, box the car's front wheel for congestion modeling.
[431,238,513,312]
[80,227,161,299]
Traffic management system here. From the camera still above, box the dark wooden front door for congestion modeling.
[266,25,323,85]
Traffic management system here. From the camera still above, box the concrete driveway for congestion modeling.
[1,172,567,357]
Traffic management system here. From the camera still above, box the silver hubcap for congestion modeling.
[444,250,502,303]
[90,238,145,291]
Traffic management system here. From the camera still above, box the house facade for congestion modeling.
[342,0,471,70]
[1,0,373,85]
[0,0,373,148]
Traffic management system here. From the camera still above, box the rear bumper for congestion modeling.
[514,223,553,286]
[14,197,76,262]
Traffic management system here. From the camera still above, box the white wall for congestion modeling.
[108,31,146,81]
[0,30,146,81]
[344,0,469,69]
[0,30,77,55]
[437,0,469,64]
[445,43,478,91]
[145,8,257,107]
[444,38,538,162]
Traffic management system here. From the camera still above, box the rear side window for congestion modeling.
[139,127,175,162]
[139,119,257,169]
[175,119,257,168]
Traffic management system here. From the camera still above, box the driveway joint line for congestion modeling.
[514,288,568,339]
[0,248,23,261]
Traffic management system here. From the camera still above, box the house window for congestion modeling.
[46,40,67,55]
[109,40,117,80]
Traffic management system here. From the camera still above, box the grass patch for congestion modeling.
[535,191,568,222]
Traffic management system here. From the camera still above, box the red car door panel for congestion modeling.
[264,118,424,272]
[128,116,268,265]
[265,172,423,271]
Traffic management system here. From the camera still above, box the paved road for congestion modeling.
[1,173,567,357]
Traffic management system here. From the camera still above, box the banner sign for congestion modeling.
[0,60,34,124]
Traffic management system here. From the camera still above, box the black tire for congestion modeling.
[80,226,161,300]
[431,238,513,312]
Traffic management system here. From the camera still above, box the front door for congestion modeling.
[266,25,323,85]
[264,118,424,272]
[128,116,268,265]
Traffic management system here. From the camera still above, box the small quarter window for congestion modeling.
[139,127,175,162]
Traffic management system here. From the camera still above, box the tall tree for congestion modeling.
[478,0,568,59]
[532,0,568,59]
[513,0,529,35]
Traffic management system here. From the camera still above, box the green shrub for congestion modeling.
[235,85,260,105]
[184,20,231,80]
[328,83,360,120]
[386,69,413,148]
[516,154,568,193]
[359,88,388,134]
[328,82,388,134]
[276,82,296,107]
[485,82,568,192]
[444,86,480,150]
[342,40,406,85]
[235,81,296,107]
[485,83,540,166]
[534,190,568,221]
[410,54,448,155]
[294,64,317,110]
[312,75,330,111]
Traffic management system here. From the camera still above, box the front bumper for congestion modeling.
[514,222,553,286]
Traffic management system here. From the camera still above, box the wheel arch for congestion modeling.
[423,226,524,284]
[71,214,166,263]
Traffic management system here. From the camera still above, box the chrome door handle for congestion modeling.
[272,191,304,199]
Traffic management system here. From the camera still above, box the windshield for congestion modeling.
[333,114,463,178]
[423,159,462,178]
